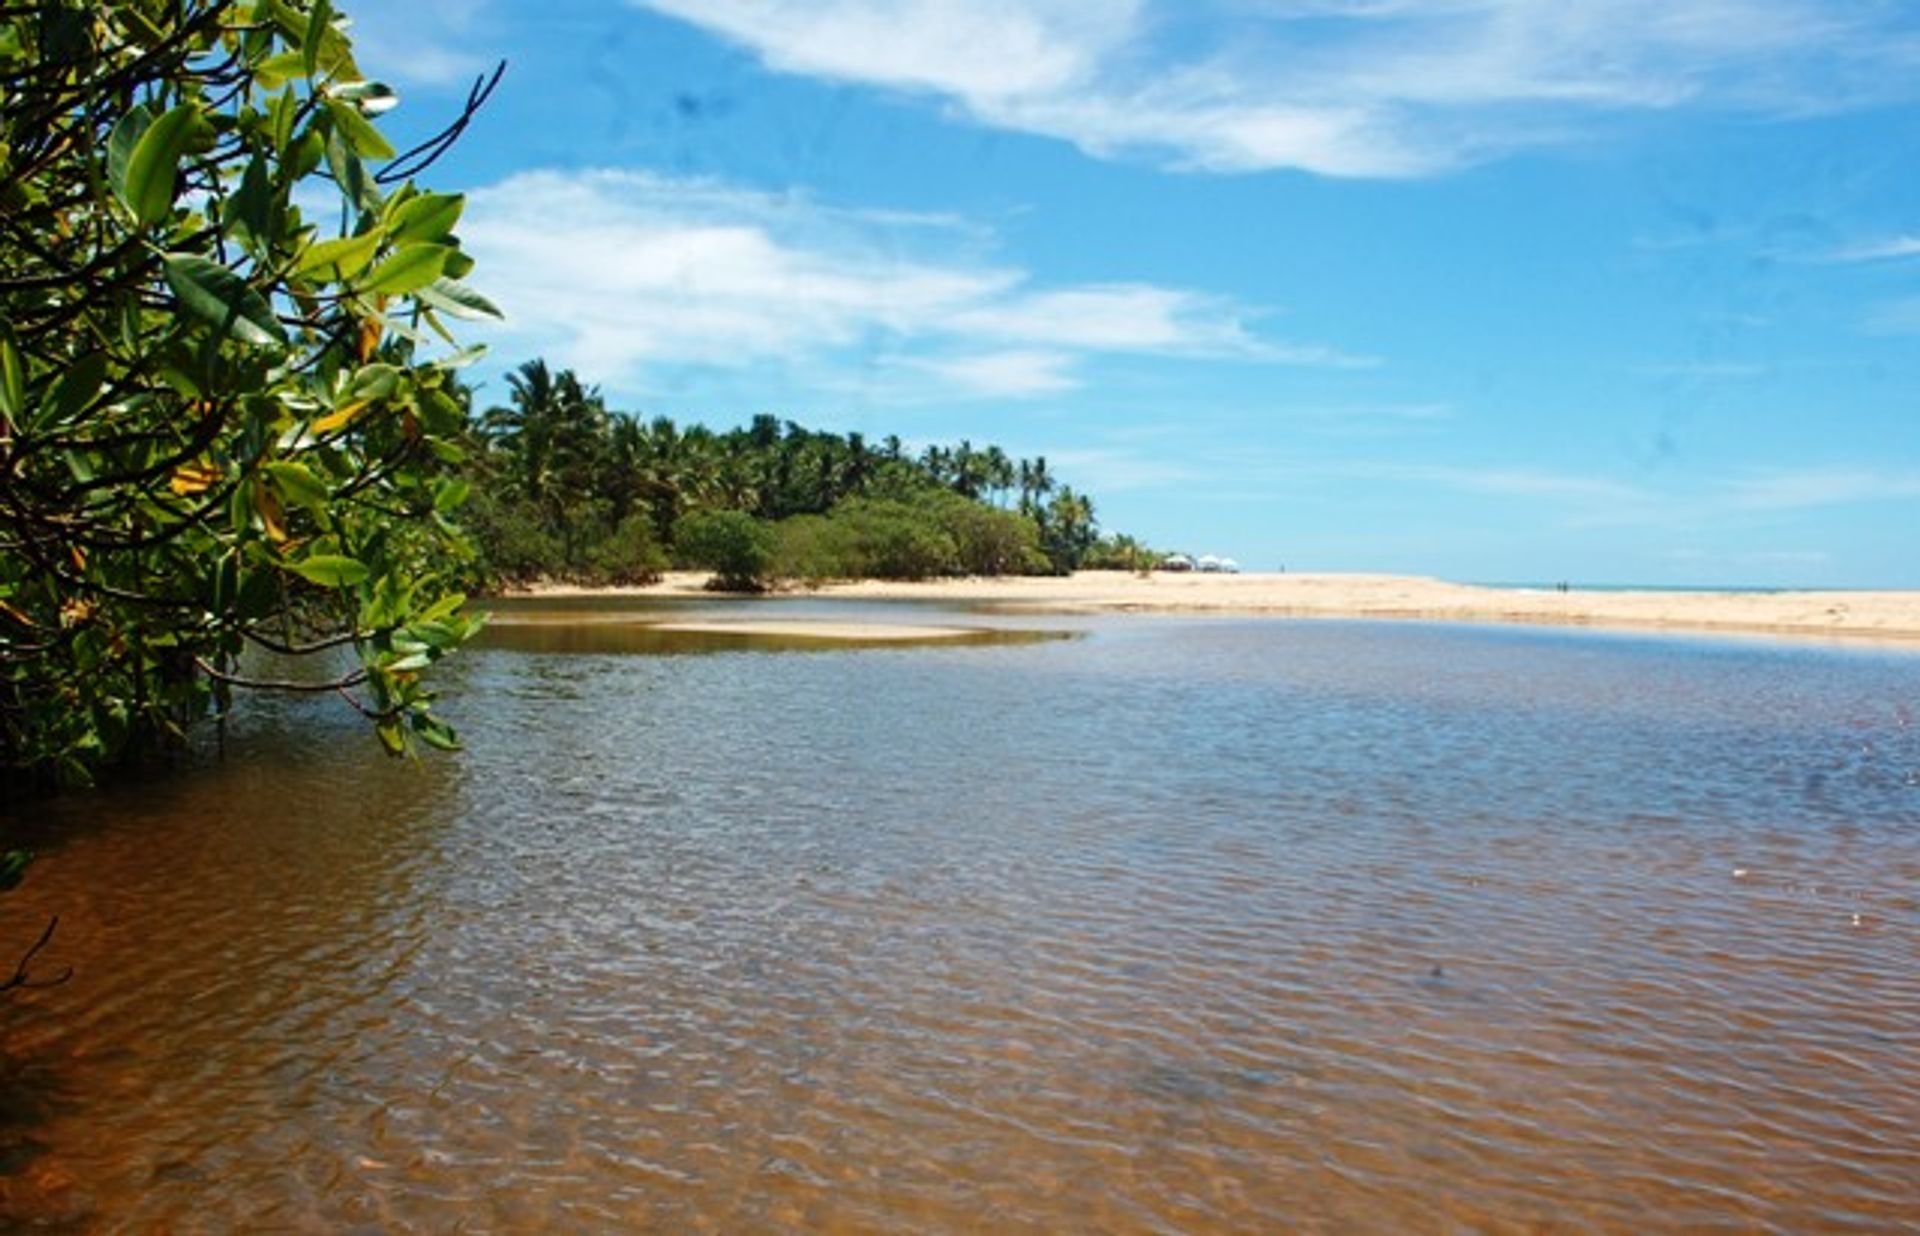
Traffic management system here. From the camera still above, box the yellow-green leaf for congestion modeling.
[264,461,328,512]
[416,277,502,321]
[0,319,24,425]
[312,399,368,434]
[294,230,382,281]
[386,192,463,245]
[123,103,201,227]
[361,245,450,296]
[326,99,395,162]
[287,554,368,587]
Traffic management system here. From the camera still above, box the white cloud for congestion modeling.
[1375,463,1650,504]
[458,168,1350,395]
[348,0,497,88]
[949,286,1256,354]
[1828,235,1920,262]
[1721,468,1920,511]
[908,351,1082,397]
[632,0,1920,177]
[1047,446,1208,492]
[640,0,1138,100]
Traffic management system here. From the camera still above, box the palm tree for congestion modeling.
[1018,455,1055,515]
[981,444,1014,507]
[481,360,611,564]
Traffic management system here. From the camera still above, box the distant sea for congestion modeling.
[1474,581,1842,594]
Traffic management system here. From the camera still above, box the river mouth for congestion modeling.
[3,615,1917,1230]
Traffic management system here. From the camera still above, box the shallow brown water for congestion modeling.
[2,610,1918,1231]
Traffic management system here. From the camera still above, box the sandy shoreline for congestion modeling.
[510,571,1920,645]
[646,619,976,641]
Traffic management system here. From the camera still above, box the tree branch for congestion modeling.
[0,916,72,993]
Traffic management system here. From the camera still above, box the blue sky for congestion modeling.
[350,0,1920,585]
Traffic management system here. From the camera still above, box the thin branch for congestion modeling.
[193,655,368,694]
[377,61,506,184]
[0,916,73,993]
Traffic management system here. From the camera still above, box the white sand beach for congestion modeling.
[518,571,1920,643]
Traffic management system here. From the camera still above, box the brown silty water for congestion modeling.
[2,608,1916,1231]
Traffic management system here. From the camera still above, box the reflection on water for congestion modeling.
[2,611,1918,1230]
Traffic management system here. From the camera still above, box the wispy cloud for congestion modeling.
[1720,467,1920,511]
[1862,297,1920,336]
[632,0,1920,177]
[348,0,497,88]
[907,350,1082,397]
[1047,446,1208,492]
[457,168,1356,396]
[1825,235,1920,263]
[1366,463,1651,505]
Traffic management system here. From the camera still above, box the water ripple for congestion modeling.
[2,616,1917,1231]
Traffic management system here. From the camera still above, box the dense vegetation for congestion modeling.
[1,0,498,795]
[0,0,1139,802]
[461,359,1129,591]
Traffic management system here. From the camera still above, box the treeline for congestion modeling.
[461,360,1154,590]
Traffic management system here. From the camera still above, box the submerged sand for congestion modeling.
[646,619,975,641]
[516,572,1920,644]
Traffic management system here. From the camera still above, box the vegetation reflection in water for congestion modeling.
[473,599,1079,655]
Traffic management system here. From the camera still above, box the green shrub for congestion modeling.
[926,493,1047,575]
[830,500,959,579]
[772,515,852,585]
[583,515,667,585]
[463,491,565,585]
[674,510,777,591]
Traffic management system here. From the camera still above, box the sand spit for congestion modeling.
[645,620,976,642]
[514,572,1920,644]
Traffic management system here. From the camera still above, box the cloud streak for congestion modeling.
[632,0,1920,177]
[457,168,1359,397]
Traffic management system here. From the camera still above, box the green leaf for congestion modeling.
[222,153,274,251]
[374,716,407,755]
[294,230,382,281]
[361,245,451,296]
[302,0,333,79]
[286,554,369,587]
[162,254,288,347]
[123,103,203,227]
[419,592,469,623]
[326,99,396,162]
[264,461,329,512]
[386,192,463,245]
[46,351,107,424]
[346,363,400,401]
[106,104,156,206]
[262,0,360,78]
[0,319,24,426]
[432,477,471,513]
[253,49,305,91]
[415,277,502,321]
[431,343,489,370]
[323,125,378,215]
[409,713,461,752]
[0,850,33,894]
